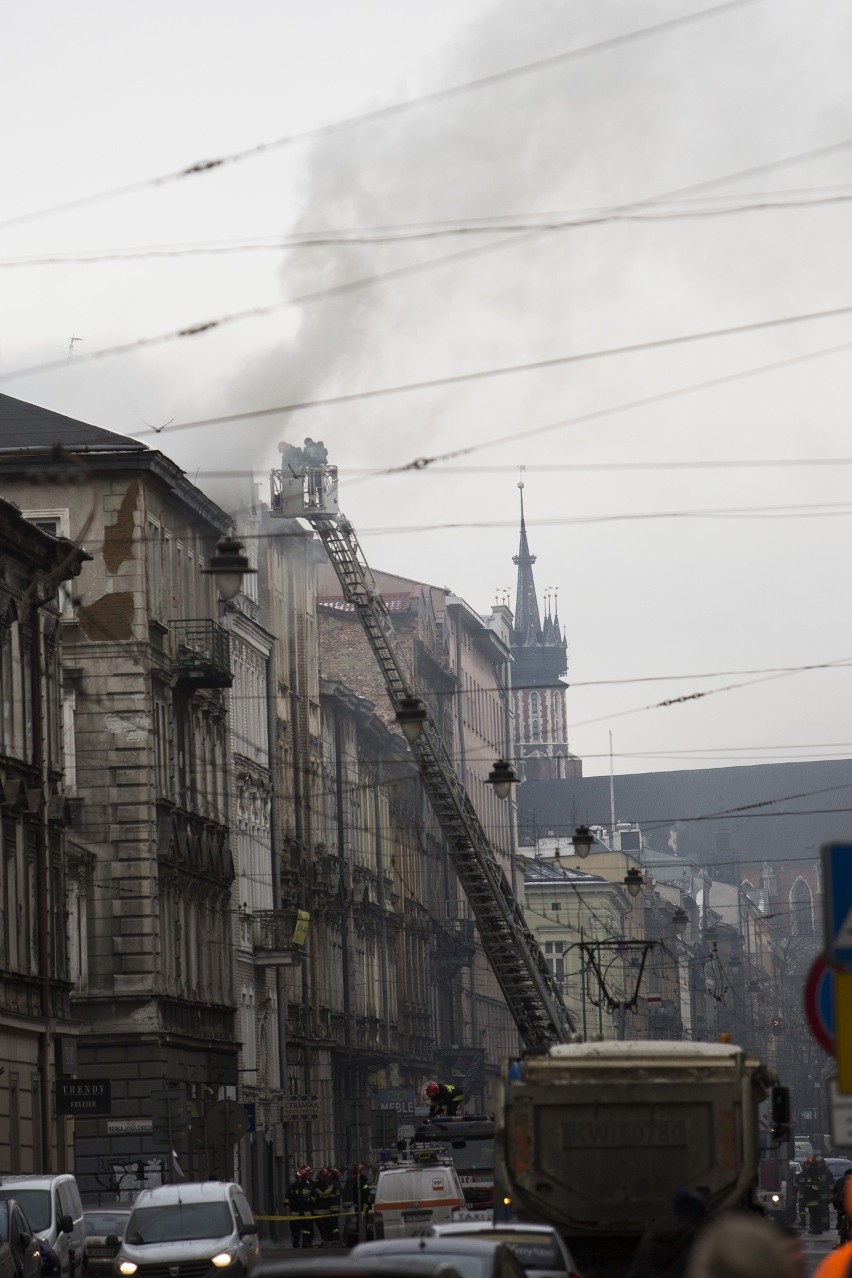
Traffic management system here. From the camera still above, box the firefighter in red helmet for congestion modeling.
[426,1081,463,1117]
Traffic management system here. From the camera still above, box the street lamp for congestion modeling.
[204,536,255,601]
[623,867,643,898]
[671,907,689,934]
[486,758,518,800]
[395,695,427,744]
[571,825,594,859]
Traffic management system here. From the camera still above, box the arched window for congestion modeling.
[790,877,814,937]
[531,719,540,742]
[530,692,539,715]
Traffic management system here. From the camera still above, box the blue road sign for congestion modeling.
[823,843,852,967]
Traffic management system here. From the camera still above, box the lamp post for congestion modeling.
[571,825,594,859]
[395,695,427,743]
[203,535,255,601]
[486,759,518,800]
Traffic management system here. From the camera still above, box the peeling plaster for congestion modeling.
[105,711,151,744]
[77,591,134,641]
[103,482,139,573]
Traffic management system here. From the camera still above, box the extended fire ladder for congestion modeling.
[270,463,571,1050]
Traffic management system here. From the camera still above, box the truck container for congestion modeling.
[497,1040,781,1278]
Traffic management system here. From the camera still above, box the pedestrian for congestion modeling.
[287,1164,316,1249]
[685,1211,797,1278]
[625,1188,708,1278]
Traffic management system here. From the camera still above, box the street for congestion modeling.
[803,1232,836,1277]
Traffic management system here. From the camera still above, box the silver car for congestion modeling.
[116,1183,259,1278]
[429,1222,581,1278]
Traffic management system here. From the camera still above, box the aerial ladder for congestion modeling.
[270,458,571,1050]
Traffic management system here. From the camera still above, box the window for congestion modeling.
[530,692,539,714]
[21,509,69,538]
[531,719,540,741]
[791,878,814,937]
[550,901,561,912]
[148,520,163,618]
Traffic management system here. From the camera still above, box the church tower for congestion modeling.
[511,482,582,781]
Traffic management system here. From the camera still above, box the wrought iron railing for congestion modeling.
[252,909,308,965]
[170,619,231,687]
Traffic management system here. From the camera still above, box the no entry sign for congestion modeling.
[805,953,837,1055]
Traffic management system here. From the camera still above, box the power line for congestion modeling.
[9,189,852,268]
[0,0,764,232]
[381,336,852,474]
[354,500,852,535]
[109,301,852,437]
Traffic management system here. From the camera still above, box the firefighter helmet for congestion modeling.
[426,1082,440,1098]
[297,1165,312,1179]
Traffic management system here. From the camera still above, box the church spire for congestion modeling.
[513,482,542,646]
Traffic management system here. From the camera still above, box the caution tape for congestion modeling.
[256,1209,362,1222]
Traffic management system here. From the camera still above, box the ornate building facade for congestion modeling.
[0,495,87,1171]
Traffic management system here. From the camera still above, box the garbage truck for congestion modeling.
[496,1040,789,1278]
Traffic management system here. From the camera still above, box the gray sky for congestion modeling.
[4,0,852,779]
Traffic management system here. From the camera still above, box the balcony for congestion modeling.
[252,909,308,966]
[171,619,232,691]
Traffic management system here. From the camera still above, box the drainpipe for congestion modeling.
[30,597,53,1171]
[333,705,353,1048]
[373,768,391,1053]
[452,623,477,1061]
[266,642,289,1208]
[287,557,311,1164]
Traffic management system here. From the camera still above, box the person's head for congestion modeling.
[330,1168,340,1181]
[671,1189,708,1224]
[316,1168,330,1184]
[426,1083,440,1098]
[686,1212,797,1278]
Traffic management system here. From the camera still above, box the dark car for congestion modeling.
[0,1199,41,1278]
[82,1211,129,1278]
[350,1238,527,1278]
[257,1259,465,1278]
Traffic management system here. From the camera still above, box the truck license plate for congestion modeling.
[402,1210,432,1221]
[562,1119,686,1148]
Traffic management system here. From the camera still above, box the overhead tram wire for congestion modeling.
[9,110,852,391]
[8,115,852,392]
[0,0,764,232]
[376,336,852,476]
[10,188,852,267]
[120,303,852,437]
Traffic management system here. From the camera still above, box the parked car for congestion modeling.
[81,1211,129,1278]
[116,1182,259,1278]
[0,1176,85,1278]
[429,1223,581,1278]
[0,1199,41,1278]
[350,1238,527,1278]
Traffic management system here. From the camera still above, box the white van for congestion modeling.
[116,1181,259,1278]
[372,1160,466,1239]
[0,1174,85,1278]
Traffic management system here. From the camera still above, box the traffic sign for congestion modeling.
[804,953,837,1055]
[837,973,852,1093]
[823,843,852,966]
